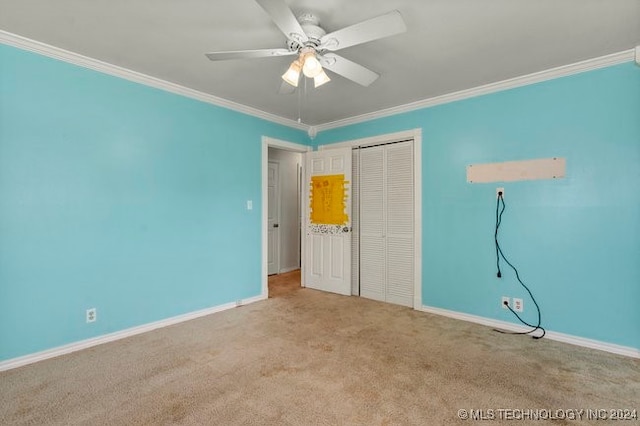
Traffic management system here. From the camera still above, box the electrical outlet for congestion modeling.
[86,308,97,323]
[496,187,505,199]
[246,200,253,210]
[513,298,523,312]
[501,296,510,309]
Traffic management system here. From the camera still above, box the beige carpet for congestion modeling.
[1,271,638,425]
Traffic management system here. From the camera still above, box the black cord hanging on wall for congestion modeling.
[494,191,546,339]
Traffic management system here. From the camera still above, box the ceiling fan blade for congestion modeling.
[255,0,308,45]
[319,53,379,87]
[319,10,406,51]
[205,48,295,61]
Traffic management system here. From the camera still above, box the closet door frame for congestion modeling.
[318,129,422,310]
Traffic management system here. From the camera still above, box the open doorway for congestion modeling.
[267,147,301,298]
[267,148,302,276]
[268,269,302,298]
[261,137,311,299]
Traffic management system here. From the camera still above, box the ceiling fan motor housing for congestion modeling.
[286,13,325,53]
[298,13,326,46]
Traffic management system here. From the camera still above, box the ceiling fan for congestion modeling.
[205,0,407,90]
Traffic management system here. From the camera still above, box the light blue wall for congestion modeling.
[0,44,308,361]
[315,63,640,349]
[2,42,638,362]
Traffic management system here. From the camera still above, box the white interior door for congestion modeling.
[385,141,415,307]
[359,146,386,302]
[267,161,280,275]
[304,148,352,295]
[351,149,360,296]
[358,141,414,307]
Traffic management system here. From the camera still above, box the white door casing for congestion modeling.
[267,161,280,275]
[261,137,311,299]
[304,148,352,296]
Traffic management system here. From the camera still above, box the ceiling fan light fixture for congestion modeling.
[301,49,323,78]
[282,59,302,87]
[205,5,408,91]
[314,69,331,88]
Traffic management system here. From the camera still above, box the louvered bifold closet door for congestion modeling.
[385,141,414,307]
[351,149,360,296]
[358,146,386,302]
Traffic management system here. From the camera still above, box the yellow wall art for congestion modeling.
[309,174,349,225]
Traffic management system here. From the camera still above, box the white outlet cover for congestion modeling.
[501,296,510,309]
[496,187,505,198]
[246,200,253,210]
[513,298,523,312]
[86,308,97,323]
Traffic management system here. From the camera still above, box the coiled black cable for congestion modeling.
[494,192,546,339]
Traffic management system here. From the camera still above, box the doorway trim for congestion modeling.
[318,128,423,310]
[261,136,312,298]
[267,160,281,275]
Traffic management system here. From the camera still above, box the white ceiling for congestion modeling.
[1,0,639,127]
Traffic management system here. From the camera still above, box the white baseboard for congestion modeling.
[4,297,634,372]
[0,294,268,372]
[419,305,639,359]
[240,294,268,306]
[278,266,301,274]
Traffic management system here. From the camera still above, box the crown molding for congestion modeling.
[2,30,635,136]
[0,30,308,131]
[315,49,636,133]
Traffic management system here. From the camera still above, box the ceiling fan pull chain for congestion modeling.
[297,75,302,123]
